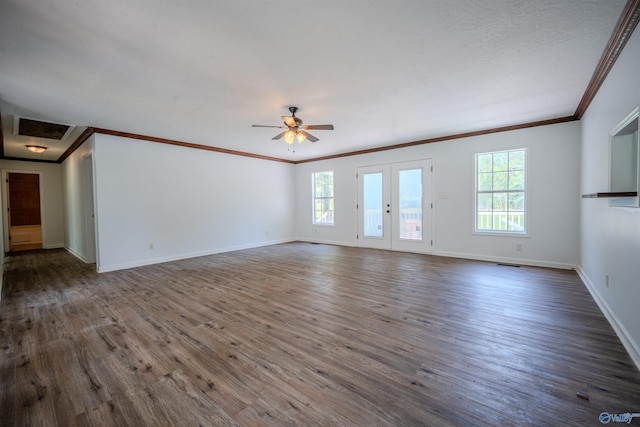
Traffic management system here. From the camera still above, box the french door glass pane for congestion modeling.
[363,172,383,237]
[398,168,422,240]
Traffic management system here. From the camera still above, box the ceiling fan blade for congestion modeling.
[281,116,297,127]
[252,125,287,128]
[302,124,334,130]
[271,130,288,140]
[298,130,319,142]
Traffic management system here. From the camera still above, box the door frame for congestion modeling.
[1,169,46,252]
[83,154,98,263]
[357,159,433,254]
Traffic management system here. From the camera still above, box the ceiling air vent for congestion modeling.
[16,117,73,140]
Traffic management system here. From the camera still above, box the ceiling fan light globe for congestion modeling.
[296,132,306,143]
[284,130,295,144]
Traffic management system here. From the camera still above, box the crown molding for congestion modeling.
[574,0,640,118]
[92,128,296,164]
[295,116,577,164]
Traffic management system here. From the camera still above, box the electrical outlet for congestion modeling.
[516,244,523,252]
[149,242,154,250]
[606,274,609,288]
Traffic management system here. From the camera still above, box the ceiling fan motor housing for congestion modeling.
[288,106,302,126]
[252,106,332,144]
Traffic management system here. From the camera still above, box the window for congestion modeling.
[475,149,526,233]
[313,171,334,225]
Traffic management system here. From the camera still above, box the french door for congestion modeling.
[357,159,432,253]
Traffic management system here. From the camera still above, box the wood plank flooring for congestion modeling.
[1,242,639,426]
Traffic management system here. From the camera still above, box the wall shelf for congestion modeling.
[582,191,638,199]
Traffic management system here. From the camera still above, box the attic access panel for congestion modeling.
[17,118,71,140]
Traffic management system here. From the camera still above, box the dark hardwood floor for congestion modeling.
[1,242,639,426]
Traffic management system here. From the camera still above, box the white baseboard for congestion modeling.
[576,266,640,373]
[294,241,575,269]
[434,250,576,270]
[295,237,357,247]
[96,238,295,273]
[44,243,65,249]
[65,246,88,263]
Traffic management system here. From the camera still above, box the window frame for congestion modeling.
[312,170,335,226]
[473,148,529,236]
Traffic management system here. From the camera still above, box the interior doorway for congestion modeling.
[4,172,44,252]
[357,159,433,254]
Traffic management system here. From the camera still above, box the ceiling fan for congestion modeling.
[252,106,334,145]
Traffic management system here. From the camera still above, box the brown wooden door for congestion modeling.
[7,172,43,251]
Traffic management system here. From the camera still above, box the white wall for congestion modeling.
[0,159,65,249]
[579,27,640,369]
[62,135,95,261]
[92,134,296,272]
[296,120,581,269]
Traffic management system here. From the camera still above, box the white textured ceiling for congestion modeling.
[0,0,627,162]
